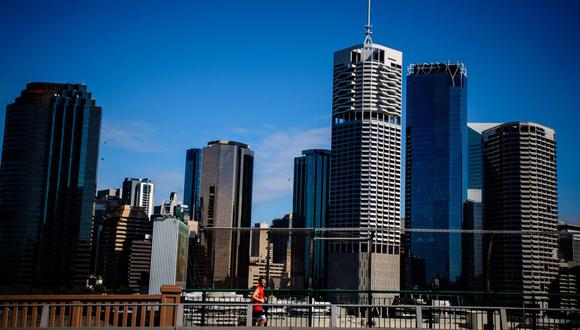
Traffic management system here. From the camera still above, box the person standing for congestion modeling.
[252,276,267,326]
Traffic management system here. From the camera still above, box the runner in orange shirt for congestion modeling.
[252,276,267,326]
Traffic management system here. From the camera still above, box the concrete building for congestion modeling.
[251,223,269,259]
[483,122,559,307]
[328,2,403,293]
[127,236,152,294]
[247,223,286,289]
[95,205,152,292]
[405,63,467,289]
[149,217,189,294]
[292,149,330,289]
[0,83,101,291]
[198,140,254,288]
[270,214,292,286]
[553,222,580,309]
[122,178,155,217]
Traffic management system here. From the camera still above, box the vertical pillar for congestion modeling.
[70,301,82,327]
[159,284,183,327]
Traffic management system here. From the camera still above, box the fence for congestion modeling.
[2,289,579,328]
[0,285,181,328]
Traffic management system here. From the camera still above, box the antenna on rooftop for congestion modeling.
[364,0,373,46]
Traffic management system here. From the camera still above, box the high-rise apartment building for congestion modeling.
[199,140,254,288]
[328,4,403,292]
[405,63,467,289]
[122,178,155,217]
[483,122,559,307]
[184,148,202,221]
[0,83,101,291]
[292,149,330,289]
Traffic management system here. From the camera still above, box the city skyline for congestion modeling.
[1,0,579,224]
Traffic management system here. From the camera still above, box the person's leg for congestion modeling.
[257,313,267,326]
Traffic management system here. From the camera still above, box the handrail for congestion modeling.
[181,288,580,297]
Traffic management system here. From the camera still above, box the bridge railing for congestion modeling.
[1,301,579,328]
[0,285,181,328]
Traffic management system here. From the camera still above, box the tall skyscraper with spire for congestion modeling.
[328,0,403,292]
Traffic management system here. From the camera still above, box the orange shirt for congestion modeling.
[252,285,264,312]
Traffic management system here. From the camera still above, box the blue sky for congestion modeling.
[1,0,579,224]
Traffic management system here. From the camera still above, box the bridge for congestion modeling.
[0,286,578,329]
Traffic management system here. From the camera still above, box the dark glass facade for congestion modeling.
[462,200,484,291]
[291,149,330,289]
[198,140,253,288]
[0,83,101,291]
[183,148,202,221]
[405,64,467,289]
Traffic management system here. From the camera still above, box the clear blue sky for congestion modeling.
[1,0,579,224]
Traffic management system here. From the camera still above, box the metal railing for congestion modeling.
[2,301,579,328]
[180,302,580,329]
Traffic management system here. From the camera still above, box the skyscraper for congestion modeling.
[462,123,500,293]
[292,149,330,289]
[199,140,254,288]
[328,2,403,292]
[95,205,152,291]
[483,122,559,307]
[122,178,155,217]
[0,82,101,290]
[184,148,202,221]
[405,63,467,289]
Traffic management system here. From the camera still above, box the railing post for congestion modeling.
[330,305,338,328]
[159,284,183,327]
[70,300,82,327]
[246,304,253,327]
[415,306,423,328]
[499,309,507,330]
[201,290,206,326]
[39,305,49,328]
[175,304,184,327]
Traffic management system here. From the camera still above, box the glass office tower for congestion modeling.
[405,63,467,289]
[0,82,102,291]
[198,140,254,288]
[291,149,330,289]
[183,148,202,221]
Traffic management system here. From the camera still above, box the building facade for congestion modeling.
[184,148,202,221]
[199,140,254,288]
[328,25,403,292]
[292,149,330,289]
[149,217,189,294]
[405,63,467,289]
[0,82,101,291]
[95,205,152,292]
[483,122,559,307]
[461,123,500,293]
[122,178,155,217]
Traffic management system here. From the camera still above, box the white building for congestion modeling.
[122,178,155,217]
[148,217,189,294]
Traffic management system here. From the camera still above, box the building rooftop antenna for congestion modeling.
[364,0,373,47]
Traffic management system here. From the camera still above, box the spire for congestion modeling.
[364,0,373,46]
